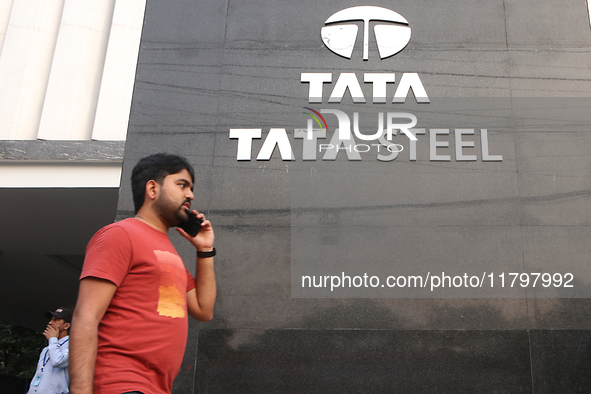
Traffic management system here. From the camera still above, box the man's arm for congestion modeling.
[177,210,217,322]
[45,338,69,368]
[69,277,117,394]
[186,256,216,321]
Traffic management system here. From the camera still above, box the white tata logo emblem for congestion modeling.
[321,6,411,60]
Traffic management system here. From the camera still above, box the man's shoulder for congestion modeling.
[102,217,136,230]
[87,219,137,248]
[90,218,167,248]
[95,218,143,236]
[84,221,138,279]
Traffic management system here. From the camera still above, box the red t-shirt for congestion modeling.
[81,218,196,394]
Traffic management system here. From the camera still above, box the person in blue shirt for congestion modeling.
[28,308,72,394]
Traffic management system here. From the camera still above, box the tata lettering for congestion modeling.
[301,73,429,104]
[229,127,502,162]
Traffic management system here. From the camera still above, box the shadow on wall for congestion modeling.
[193,297,591,393]
[195,300,532,393]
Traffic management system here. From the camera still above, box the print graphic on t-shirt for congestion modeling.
[154,250,186,318]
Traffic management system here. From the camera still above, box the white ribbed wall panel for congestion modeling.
[0,0,14,54]
[0,0,64,140]
[37,0,117,140]
[0,0,145,141]
[92,0,146,141]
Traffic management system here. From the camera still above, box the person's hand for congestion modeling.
[43,324,59,340]
[177,210,215,252]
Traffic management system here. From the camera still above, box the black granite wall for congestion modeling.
[121,0,591,392]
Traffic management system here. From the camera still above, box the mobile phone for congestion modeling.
[178,210,203,237]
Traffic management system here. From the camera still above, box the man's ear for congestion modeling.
[64,322,71,331]
[145,180,159,201]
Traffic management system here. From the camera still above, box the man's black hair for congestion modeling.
[131,153,195,213]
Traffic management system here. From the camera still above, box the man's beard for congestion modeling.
[153,188,189,227]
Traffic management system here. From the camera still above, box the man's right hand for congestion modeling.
[43,324,59,340]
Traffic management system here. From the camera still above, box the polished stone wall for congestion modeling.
[121,0,591,392]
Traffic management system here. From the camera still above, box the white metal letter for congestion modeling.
[257,128,294,161]
[230,129,262,161]
[455,129,477,161]
[295,121,326,160]
[430,129,451,161]
[393,73,430,103]
[364,73,395,103]
[329,73,366,103]
[409,129,426,161]
[301,73,332,103]
[481,129,503,161]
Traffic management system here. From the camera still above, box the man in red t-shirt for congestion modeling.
[69,153,217,394]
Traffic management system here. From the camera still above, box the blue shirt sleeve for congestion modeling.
[46,337,69,368]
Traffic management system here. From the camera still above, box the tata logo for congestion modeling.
[321,6,411,60]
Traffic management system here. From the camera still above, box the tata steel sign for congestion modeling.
[229,6,503,163]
